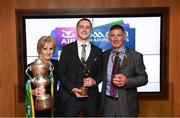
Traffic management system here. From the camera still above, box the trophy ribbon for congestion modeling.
[49,71,54,116]
[25,79,35,118]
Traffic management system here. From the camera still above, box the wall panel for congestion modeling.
[0,0,179,116]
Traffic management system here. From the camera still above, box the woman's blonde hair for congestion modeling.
[37,36,56,55]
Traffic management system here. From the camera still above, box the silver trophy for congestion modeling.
[26,58,53,110]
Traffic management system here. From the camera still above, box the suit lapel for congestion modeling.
[86,44,98,64]
[72,41,82,64]
[86,44,93,63]
[120,49,129,69]
[103,49,112,80]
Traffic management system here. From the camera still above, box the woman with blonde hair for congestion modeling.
[25,36,63,117]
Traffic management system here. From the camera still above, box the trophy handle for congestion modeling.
[25,66,33,80]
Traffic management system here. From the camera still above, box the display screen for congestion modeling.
[25,17,161,92]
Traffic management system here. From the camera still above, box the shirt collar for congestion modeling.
[77,40,90,47]
[111,46,126,54]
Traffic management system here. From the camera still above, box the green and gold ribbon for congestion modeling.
[25,79,35,118]
[49,71,54,117]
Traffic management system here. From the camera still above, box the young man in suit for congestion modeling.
[57,18,102,116]
[100,25,148,117]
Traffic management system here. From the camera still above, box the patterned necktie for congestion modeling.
[81,44,87,62]
[110,52,121,97]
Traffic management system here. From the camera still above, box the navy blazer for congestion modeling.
[100,48,148,117]
[57,41,102,107]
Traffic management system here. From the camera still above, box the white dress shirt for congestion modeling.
[77,40,91,61]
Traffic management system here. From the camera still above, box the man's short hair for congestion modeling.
[109,24,125,33]
[76,18,92,28]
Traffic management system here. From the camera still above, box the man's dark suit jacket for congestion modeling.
[100,48,148,117]
[57,41,102,107]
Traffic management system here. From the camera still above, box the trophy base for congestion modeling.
[35,94,53,110]
[79,87,88,97]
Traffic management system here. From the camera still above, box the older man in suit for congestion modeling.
[57,18,102,116]
[100,24,148,117]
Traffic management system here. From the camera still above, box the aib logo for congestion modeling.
[61,29,75,38]
[52,28,77,47]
